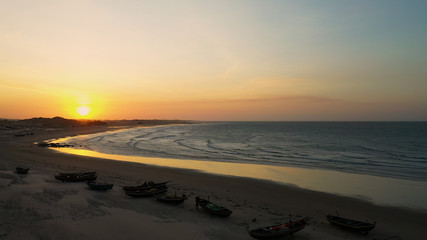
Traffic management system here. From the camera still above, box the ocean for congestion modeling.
[61,122,427,182]
[53,121,427,209]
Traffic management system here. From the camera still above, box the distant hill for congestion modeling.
[0,117,191,129]
[18,117,108,128]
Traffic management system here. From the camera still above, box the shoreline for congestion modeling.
[53,145,427,212]
[52,124,427,211]
[1,125,427,239]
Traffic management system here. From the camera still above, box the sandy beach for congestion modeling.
[1,125,426,240]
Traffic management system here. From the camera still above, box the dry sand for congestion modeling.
[1,125,426,240]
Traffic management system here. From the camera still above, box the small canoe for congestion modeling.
[154,193,187,204]
[195,197,232,217]
[15,167,29,174]
[122,181,171,191]
[87,181,114,191]
[248,218,308,239]
[54,172,97,182]
[59,171,96,177]
[124,186,168,197]
[327,214,376,233]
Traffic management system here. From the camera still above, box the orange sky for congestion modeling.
[1,1,426,121]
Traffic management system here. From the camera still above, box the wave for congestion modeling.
[62,122,427,182]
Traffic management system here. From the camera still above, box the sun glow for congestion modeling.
[77,106,91,117]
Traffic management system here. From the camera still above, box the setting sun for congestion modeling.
[77,106,91,117]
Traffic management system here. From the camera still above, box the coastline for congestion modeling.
[53,145,427,211]
[52,124,427,211]
[1,125,426,239]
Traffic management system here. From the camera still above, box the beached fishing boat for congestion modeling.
[87,181,114,191]
[59,171,96,177]
[154,193,187,204]
[248,218,308,239]
[124,186,168,197]
[54,171,97,182]
[15,167,29,174]
[122,181,171,191]
[195,197,232,217]
[327,214,376,233]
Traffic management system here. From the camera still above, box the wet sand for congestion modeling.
[1,125,426,239]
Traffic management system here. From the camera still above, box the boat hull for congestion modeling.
[124,187,168,197]
[195,197,232,217]
[15,167,29,174]
[55,172,97,182]
[87,181,114,191]
[249,219,307,239]
[122,181,170,191]
[327,215,375,233]
[154,194,187,204]
[59,171,96,177]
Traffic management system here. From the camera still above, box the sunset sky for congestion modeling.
[1,1,426,121]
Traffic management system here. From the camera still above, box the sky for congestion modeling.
[1,0,426,121]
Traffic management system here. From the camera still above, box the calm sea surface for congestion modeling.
[62,122,427,182]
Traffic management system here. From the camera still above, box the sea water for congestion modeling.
[62,122,427,181]
[55,122,427,209]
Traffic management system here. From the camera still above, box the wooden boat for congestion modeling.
[54,172,97,182]
[195,197,232,217]
[248,218,308,239]
[122,181,171,191]
[59,171,96,177]
[154,193,187,204]
[87,181,113,191]
[327,214,376,233]
[124,186,168,197]
[15,167,29,174]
